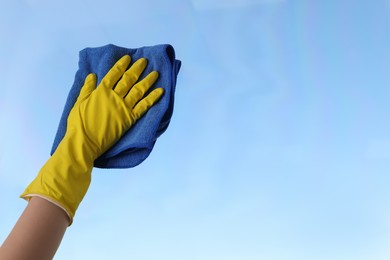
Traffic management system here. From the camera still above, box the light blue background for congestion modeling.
[0,0,389,259]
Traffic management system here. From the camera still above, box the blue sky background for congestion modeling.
[0,0,389,259]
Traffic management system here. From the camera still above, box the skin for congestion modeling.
[0,197,69,260]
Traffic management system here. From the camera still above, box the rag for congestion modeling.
[51,44,181,168]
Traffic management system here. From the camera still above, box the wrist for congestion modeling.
[57,127,99,167]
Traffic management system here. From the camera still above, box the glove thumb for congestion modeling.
[75,73,97,105]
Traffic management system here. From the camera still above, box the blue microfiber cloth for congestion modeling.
[51,44,181,168]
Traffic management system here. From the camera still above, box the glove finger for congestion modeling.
[113,58,147,98]
[76,73,97,105]
[125,71,159,108]
[131,88,164,121]
[100,55,131,89]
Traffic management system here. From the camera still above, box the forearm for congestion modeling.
[0,197,68,260]
[21,131,94,224]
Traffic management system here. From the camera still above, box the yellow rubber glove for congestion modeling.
[21,55,164,225]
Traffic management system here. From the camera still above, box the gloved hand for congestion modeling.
[21,55,164,225]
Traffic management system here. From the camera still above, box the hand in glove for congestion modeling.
[21,55,163,225]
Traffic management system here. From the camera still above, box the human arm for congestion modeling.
[0,55,163,259]
[0,197,68,260]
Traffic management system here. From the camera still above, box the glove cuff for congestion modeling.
[20,131,94,225]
